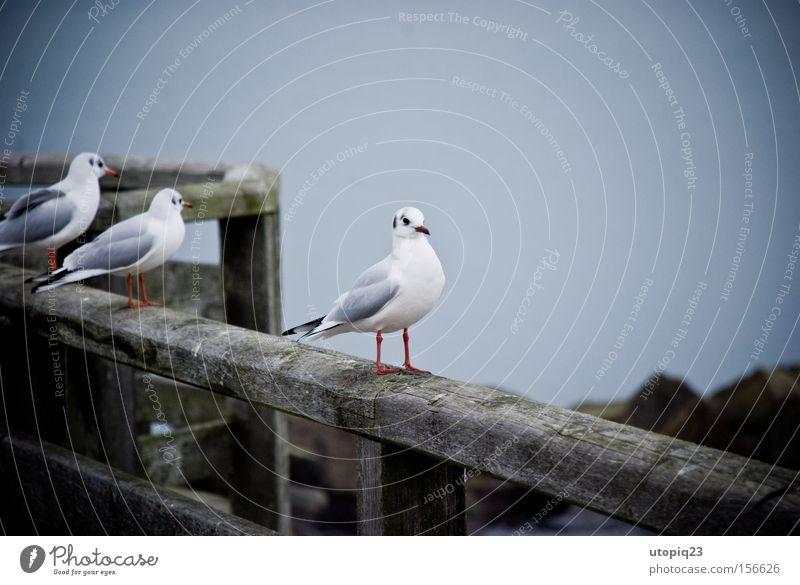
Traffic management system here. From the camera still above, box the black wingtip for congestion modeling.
[282,316,324,337]
[25,271,48,284]
[29,268,72,292]
[300,322,342,340]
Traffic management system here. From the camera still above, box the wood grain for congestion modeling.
[220,213,290,534]
[0,432,276,535]
[92,174,278,228]
[357,437,466,535]
[138,419,233,486]
[2,153,271,191]
[0,154,278,225]
[1,263,798,535]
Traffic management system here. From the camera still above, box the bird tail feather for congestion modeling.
[31,269,105,293]
[282,316,345,340]
[27,267,67,284]
[301,322,344,340]
[31,269,76,293]
[282,316,324,336]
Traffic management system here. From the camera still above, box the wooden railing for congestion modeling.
[0,154,288,534]
[0,155,798,536]
[0,433,275,535]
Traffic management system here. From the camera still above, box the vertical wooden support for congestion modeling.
[0,304,67,445]
[220,211,290,534]
[64,275,140,474]
[0,282,70,533]
[357,437,467,535]
[65,349,140,474]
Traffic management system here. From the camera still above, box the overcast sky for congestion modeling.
[1,0,798,406]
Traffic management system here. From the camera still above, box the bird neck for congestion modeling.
[392,234,429,257]
[64,173,100,203]
[149,207,178,224]
[67,165,98,187]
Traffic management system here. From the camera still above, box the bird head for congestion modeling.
[149,188,191,217]
[392,207,430,238]
[70,152,118,180]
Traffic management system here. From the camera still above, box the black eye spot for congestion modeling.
[402,217,410,225]
[89,157,95,166]
[99,161,104,167]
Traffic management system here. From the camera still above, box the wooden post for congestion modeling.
[0,273,68,446]
[65,348,140,474]
[0,313,68,445]
[220,211,290,534]
[357,437,466,535]
[64,275,141,475]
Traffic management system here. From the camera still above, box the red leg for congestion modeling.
[375,330,400,375]
[47,247,57,272]
[403,328,431,374]
[127,273,143,309]
[139,273,161,306]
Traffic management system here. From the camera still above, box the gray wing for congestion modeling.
[4,187,66,219]
[0,188,72,246]
[64,217,155,272]
[326,258,398,323]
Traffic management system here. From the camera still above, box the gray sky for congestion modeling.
[1,0,798,406]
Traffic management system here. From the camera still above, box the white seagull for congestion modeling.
[31,189,191,308]
[283,207,445,375]
[0,152,117,270]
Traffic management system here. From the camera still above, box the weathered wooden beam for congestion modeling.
[138,419,233,486]
[134,372,230,428]
[1,263,798,535]
[1,154,278,225]
[357,437,466,535]
[0,432,276,535]
[1,153,271,191]
[93,175,277,229]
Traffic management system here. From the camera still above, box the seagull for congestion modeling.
[282,207,445,375]
[0,152,117,270]
[31,189,191,308]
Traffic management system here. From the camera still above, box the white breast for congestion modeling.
[359,237,445,333]
[137,213,186,274]
[51,178,101,248]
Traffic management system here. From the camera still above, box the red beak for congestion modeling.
[182,201,193,208]
[415,225,430,235]
[105,168,119,177]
